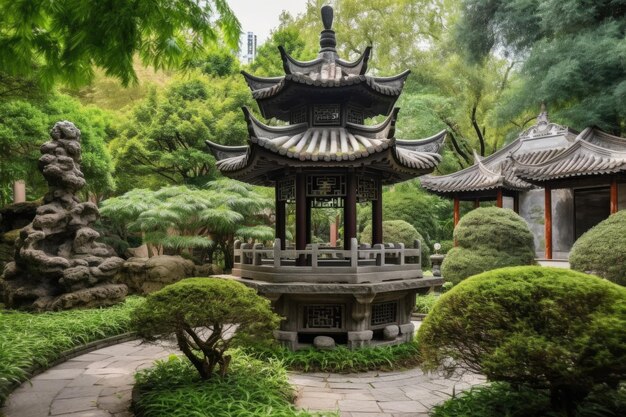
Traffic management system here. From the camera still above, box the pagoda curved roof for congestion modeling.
[241,69,409,121]
[421,111,577,195]
[514,127,626,182]
[206,107,446,186]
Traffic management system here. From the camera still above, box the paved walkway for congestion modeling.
[2,331,483,417]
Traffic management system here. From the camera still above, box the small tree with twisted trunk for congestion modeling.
[132,278,281,379]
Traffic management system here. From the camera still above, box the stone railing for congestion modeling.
[232,238,422,284]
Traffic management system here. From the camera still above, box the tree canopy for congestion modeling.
[0,0,241,90]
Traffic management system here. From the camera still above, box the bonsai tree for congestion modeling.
[361,219,430,267]
[132,278,281,379]
[442,207,535,284]
[570,210,626,286]
[418,266,626,416]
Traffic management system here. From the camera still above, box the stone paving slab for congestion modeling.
[2,322,484,417]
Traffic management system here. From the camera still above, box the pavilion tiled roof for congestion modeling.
[514,127,626,182]
[206,107,446,185]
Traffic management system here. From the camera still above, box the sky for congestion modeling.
[228,0,310,46]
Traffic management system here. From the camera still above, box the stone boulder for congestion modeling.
[1,122,126,310]
[313,335,336,350]
[115,255,196,295]
[383,324,400,340]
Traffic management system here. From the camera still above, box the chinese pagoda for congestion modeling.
[207,6,446,349]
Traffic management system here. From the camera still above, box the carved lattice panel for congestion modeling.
[311,197,344,208]
[357,177,378,202]
[277,177,295,202]
[346,107,364,125]
[290,106,307,124]
[313,104,341,126]
[306,175,346,197]
[371,302,397,326]
[303,305,344,329]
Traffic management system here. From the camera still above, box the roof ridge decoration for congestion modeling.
[519,104,569,139]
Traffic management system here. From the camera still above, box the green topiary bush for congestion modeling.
[441,207,535,284]
[570,210,626,286]
[132,278,280,379]
[418,266,626,415]
[361,219,430,267]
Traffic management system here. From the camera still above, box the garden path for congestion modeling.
[2,323,483,417]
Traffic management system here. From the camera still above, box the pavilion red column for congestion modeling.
[372,179,383,245]
[496,189,503,208]
[611,177,618,214]
[275,188,286,250]
[513,192,520,214]
[453,195,460,247]
[544,186,552,260]
[344,173,357,250]
[473,199,480,209]
[295,174,307,265]
[330,216,338,247]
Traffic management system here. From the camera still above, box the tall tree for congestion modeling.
[456,0,626,135]
[0,0,241,91]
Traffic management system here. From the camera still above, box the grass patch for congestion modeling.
[134,350,335,417]
[414,293,439,314]
[0,297,143,404]
[243,340,421,373]
[431,382,626,417]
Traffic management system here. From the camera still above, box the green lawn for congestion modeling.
[0,297,143,404]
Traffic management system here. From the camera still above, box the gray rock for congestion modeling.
[313,336,336,350]
[1,121,127,310]
[383,325,400,340]
[115,255,195,295]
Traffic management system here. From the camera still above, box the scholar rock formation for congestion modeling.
[1,121,127,310]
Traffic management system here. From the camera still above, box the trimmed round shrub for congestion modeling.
[361,219,430,267]
[441,207,535,284]
[570,210,626,286]
[418,266,626,414]
[132,278,280,379]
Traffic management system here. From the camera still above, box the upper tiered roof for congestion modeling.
[422,108,626,195]
[206,5,446,186]
[240,5,409,122]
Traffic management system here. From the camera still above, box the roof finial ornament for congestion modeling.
[319,5,337,54]
[537,102,549,128]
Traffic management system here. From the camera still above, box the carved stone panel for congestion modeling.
[371,301,397,326]
[303,304,344,329]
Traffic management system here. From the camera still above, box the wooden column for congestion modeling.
[13,180,26,203]
[473,199,480,209]
[344,173,357,250]
[513,192,520,214]
[330,216,338,247]
[544,186,552,260]
[275,188,286,250]
[453,196,460,227]
[496,189,503,208]
[305,199,312,244]
[295,174,307,265]
[610,178,619,214]
[372,180,383,245]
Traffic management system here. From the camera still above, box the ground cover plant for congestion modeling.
[244,340,421,373]
[441,207,535,284]
[570,210,626,286]
[419,266,626,416]
[134,350,334,417]
[132,278,280,379]
[0,296,142,405]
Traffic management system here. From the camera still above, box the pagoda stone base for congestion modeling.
[215,275,442,350]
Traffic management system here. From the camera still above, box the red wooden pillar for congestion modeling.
[544,186,552,260]
[372,179,383,245]
[295,174,307,265]
[474,199,480,209]
[453,196,460,227]
[329,216,338,247]
[344,173,357,250]
[275,187,286,250]
[513,192,520,214]
[611,178,619,214]
[496,189,503,208]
